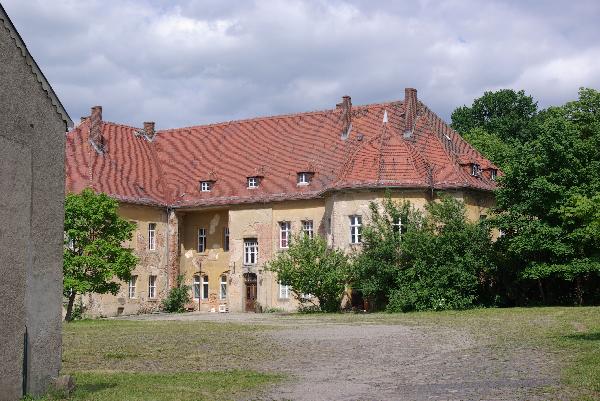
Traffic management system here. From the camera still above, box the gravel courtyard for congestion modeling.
[126,312,565,400]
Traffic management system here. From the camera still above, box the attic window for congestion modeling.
[297,172,312,185]
[247,176,260,189]
[200,181,212,192]
[491,169,497,181]
[471,164,481,177]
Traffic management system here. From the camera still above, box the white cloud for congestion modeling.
[3,0,599,128]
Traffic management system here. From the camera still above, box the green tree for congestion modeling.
[386,196,495,312]
[451,89,538,171]
[495,88,600,305]
[266,234,351,312]
[63,189,138,321]
[162,275,191,313]
[351,196,423,309]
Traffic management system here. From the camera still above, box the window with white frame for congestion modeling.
[200,181,212,192]
[244,239,258,265]
[223,227,230,251]
[148,275,157,298]
[491,169,497,181]
[279,283,290,299]
[471,163,481,177]
[279,221,291,248]
[392,216,407,237]
[201,275,209,300]
[297,172,311,185]
[128,275,137,298]
[349,215,362,244]
[220,275,227,300]
[197,228,207,252]
[148,223,156,250]
[193,275,201,299]
[302,220,314,239]
[247,176,259,189]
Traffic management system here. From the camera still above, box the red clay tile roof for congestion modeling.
[65,96,499,208]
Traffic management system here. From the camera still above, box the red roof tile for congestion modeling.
[65,94,499,208]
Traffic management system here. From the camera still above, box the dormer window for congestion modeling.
[247,176,260,189]
[471,164,481,177]
[297,172,312,185]
[490,169,497,181]
[200,181,212,192]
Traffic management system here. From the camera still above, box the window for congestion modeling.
[279,221,291,248]
[279,283,290,299]
[327,217,332,235]
[201,275,209,300]
[220,275,227,300]
[148,275,157,298]
[350,215,362,244]
[471,164,481,177]
[491,169,497,181]
[247,176,259,189]
[193,275,201,299]
[197,228,207,252]
[297,172,311,185]
[244,239,258,265]
[200,181,212,192]
[302,220,314,239]
[128,275,137,299]
[223,227,230,251]
[148,223,156,250]
[393,216,407,237]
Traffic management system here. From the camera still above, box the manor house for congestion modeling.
[65,88,498,315]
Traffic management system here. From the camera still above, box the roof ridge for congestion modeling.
[156,100,401,134]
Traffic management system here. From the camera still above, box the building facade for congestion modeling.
[65,89,498,316]
[0,4,73,399]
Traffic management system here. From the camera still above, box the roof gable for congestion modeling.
[0,4,72,128]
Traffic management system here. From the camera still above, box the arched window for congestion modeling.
[220,275,227,300]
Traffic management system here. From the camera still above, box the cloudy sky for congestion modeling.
[3,0,600,129]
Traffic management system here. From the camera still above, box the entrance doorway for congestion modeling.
[244,273,257,312]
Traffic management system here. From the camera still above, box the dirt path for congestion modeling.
[123,313,563,400]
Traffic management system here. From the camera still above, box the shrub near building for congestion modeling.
[353,195,496,312]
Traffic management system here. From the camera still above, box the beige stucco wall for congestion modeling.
[179,209,230,312]
[82,204,169,317]
[0,18,67,398]
[79,188,496,317]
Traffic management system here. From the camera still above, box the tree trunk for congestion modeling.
[575,276,584,306]
[65,291,76,322]
[537,279,546,304]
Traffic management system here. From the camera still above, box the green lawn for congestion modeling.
[47,320,283,400]
[27,307,600,400]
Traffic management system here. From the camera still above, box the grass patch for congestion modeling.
[54,319,285,400]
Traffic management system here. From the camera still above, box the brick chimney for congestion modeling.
[143,122,155,140]
[337,95,352,139]
[89,106,104,152]
[403,88,417,138]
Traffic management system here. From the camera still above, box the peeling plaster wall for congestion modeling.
[179,209,230,312]
[82,204,169,317]
[78,190,495,317]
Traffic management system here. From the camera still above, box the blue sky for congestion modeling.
[4,0,600,129]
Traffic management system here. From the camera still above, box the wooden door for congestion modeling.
[245,282,257,312]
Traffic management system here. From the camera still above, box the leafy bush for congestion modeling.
[352,194,495,312]
[386,196,495,312]
[161,275,191,313]
[266,234,351,312]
